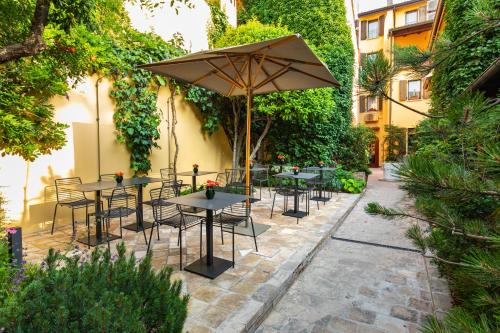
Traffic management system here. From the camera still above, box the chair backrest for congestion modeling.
[215,172,226,187]
[54,177,86,203]
[225,168,244,185]
[223,184,251,217]
[160,167,174,179]
[108,186,136,212]
[149,185,179,222]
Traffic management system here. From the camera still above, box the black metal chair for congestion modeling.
[51,177,95,235]
[213,185,258,267]
[252,164,272,199]
[225,168,244,187]
[160,167,189,194]
[270,178,310,221]
[147,185,203,270]
[215,172,227,188]
[100,173,136,207]
[86,186,144,250]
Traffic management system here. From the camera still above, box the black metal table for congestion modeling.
[275,172,318,218]
[303,166,336,202]
[175,170,217,213]
[62,177,163,246]
[165,191,248,279]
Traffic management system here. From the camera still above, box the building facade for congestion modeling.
[356,0,437,166]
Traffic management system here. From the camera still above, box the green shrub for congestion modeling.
[340,178,365,194]
[0,243,189,333]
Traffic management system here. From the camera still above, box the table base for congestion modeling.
[233,222,270,237]
[184,256,233,279]
[123,221,154,232]
[282,210,308,218]
[310,196,330,202]
[77,234,121,247]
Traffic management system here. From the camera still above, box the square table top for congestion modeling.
[165,191,248,210]
[175,171,218,177]
[60,177,163,192]
[275,172,319,180]
[235,167,267,172]
[303,166,336,171]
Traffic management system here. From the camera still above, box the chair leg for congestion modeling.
[86,214,91,249]
[147,222,156,253]
[157,222,160,241]
[250,217,258,252]
[51,204,59,235]
[106,218,111,251]
[119,216,123,238]
[232,225,235,267]
[270,192,277,218]
[179,227,183,270]
[220,222,224,244]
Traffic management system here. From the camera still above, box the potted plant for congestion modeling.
[277,154,285,163]
[318,161,325,168]
[205,180,219,199]
[193,163,199,174]
[114,171,124,184]
[292,166,300,175]
[382,125,406,181]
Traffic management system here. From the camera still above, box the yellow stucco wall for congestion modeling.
[0,2,235,233]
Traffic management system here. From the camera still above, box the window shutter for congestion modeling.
[361,21,367,40]
[399,80,408,101]
[359,96,366,113]
[423,78,430,99]
[378,15,385,36]
[418,6,426,22]
[378,96,383,111]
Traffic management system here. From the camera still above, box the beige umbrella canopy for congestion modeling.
[139,34,339,196]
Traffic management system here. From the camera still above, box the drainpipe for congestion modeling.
[95,76,104,181]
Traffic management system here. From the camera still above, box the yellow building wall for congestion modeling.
[358,0,431,166]
[0,2,235,233]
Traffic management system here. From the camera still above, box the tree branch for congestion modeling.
[249,116,272,161]
[382,92,443,119]
[0,0,50,64]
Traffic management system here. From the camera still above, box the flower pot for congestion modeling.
[115,175,123,184]
[205,188,215,199]
[193,168,198,174]
[383,162,401,181]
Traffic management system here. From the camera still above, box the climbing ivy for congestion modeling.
[207,1,229,48]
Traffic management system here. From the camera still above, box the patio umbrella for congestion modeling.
[139,34,339,199]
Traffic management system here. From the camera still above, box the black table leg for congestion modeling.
[192,175,197,193]
[310,169,330,202]
[77,189,120,246]
[184,209,232,279]
[123,184,153,232]
[294,178,299,213]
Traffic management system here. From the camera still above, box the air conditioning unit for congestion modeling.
[364,113,379,122]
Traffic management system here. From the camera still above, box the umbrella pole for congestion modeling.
[245,89,252,201]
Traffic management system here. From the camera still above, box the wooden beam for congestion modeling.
[205,59,244,89]
[251,54,267,86]
[226,54,246,88]
[255,54,323,67]
[254,63,291,90]
[264,57,339,86]
[138,54,226,68]
[260,65,280,91]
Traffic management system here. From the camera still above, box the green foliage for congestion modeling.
[0,0,184,172]
[430,0,500,112]
[340,178,365,194]
[358,52,393,98]
[383,125,406,162]
[0,243,189,332]
[333,125,376,172]
[207,2,228,48]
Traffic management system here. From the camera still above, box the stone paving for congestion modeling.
[23,186,362,333]
[257,169,452,333]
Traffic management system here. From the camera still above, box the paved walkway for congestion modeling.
[257,168,452,333]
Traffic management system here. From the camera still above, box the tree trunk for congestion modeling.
[169,84,179,177]
[0,0,50,64]
[249,116,272,161]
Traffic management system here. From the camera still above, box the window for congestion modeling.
[367,20,378,39]
[405,10,418,25]
[367,96,378,111]
[408,80,421,99]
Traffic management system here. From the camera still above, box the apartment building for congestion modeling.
[356,0,437,166]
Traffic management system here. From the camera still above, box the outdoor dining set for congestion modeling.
[50,164,338,279]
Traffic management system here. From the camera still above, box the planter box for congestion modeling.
[383,162,401,181]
